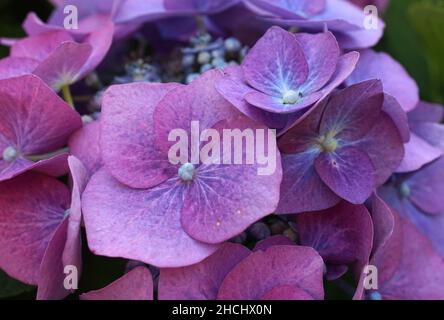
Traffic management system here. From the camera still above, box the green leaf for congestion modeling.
[0,269,34,299]
[407,0,444,103]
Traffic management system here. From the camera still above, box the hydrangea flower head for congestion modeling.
[82,70,282,267]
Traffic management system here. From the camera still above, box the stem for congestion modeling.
[61,85,74,109]
[25,147,69,162]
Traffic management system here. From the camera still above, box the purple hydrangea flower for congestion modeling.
[244,0,385,49]
[277,80,404,213]
[159,240,324,300]
[0,156,87,300]
[81,70,282,267]
[0,25,113,91]
[216,26,359,128]
[80,266,153,300]
[0,75,82,182]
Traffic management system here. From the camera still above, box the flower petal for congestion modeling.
[315,147,375,204]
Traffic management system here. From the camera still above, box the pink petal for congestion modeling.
[254,235,295,251]
[159,243,251,300]
[11,30,73,61]
[217,245,324,300]
[68,121,103,176]
[0,173,69,284]
[82,168,219,267]
[101,82,180,189]
[33,41,92,90]
[80,267,153,300]
[181,114,282,243]
[0,56,39,80]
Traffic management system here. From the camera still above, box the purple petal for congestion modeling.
[0,56,38,80]
[80,267,153,300]
[10,30,73,61]
[254,235,295,251]
[215,66,289,128]
[158,243,251,300]
[217,245,324,300]
[245,0,326,19]
[181,114,282,243]
[101,82,180,189]
[82,168,218,267]
[33,41,92,90]
[276,152,341,214]
[261,285,314,300]
[242,26,308,97]
[346,49,419,112]
[315,147,375,204]
[379,212,444,299]
[0,75,82,181]
[0,153,69,182]
[295,31,339,93]
[296,201,373,279]
[410,122,444,152]
[408,101,443,123]
[0,173,69,284]
[154,69,239,155]
[319,51,359,95]
[68,121,103,176]
[382,94,410,143]
[408,157,444,214]
[353,112,404,185]
[320,80,383,141]
[36,218,70,300]
[396,133,441,173]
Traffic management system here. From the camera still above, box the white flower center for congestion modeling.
[178,162,195,181]
[399,182,410,198]
[2,146,17,162]
[282,89,301,105]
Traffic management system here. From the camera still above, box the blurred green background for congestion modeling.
[0,0,443,299]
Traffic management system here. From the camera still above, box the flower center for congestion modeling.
[2,146,18,162]
[282,89,302,105]
[318,134,338,153]
[178,162,195,181]
[399,182,410,198]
